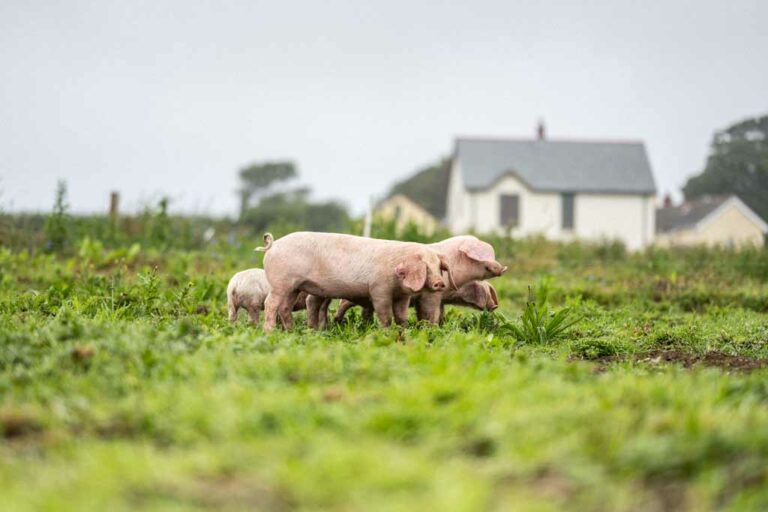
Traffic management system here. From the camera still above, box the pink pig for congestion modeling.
[226,268,308,325]
[415,235,506,322]
[257,232,455,331]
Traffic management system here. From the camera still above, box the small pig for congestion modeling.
[437,280,499,323]
[415,235,507,323]
[333,280,499,324]
[226,268,307,325]
[257,232,455,330]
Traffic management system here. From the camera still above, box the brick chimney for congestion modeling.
[536,119,546,141]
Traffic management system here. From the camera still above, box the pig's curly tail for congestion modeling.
[255,232,273,252]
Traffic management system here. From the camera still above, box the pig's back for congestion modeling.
[264,232,404,297]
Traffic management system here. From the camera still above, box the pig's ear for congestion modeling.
[487,283,499,309]
[459,281,486,310]
[395,257,427,293]
[439,254,458,290]
[459,240,495,263]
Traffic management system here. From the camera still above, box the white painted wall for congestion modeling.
[575,194,655,250]
[468,175,561,238]
[447,172,656,250]
[446,160,471,233]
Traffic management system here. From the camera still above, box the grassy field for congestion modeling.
[1,239,768,511]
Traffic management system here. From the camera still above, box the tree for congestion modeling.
[388,157,451,219]
[683,115,768,221]
[241,190,348,234]
[237,161,297,218]
[237,161,349,233]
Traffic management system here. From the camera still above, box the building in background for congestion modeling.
[445,126,657,250]
[374,194,439,235]
[655,195,767,248]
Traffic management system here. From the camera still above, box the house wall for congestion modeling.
[446,160,472,233]
[656,204,765,248]
[468,175,561,238]
[376,195,439,235]
[448,173,655,250]
[576,194,656,250]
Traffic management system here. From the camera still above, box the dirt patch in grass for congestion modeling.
[586,350,768,373]
[0,408,44,440]
[128,474,295,511]
[493,467,577,503]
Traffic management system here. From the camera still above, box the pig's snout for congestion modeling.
[487,262,507,277]
[430,279,445,290]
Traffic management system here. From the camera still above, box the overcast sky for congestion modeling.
[1,0,766,216]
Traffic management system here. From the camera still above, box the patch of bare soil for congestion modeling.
[128,474,295,511]
[588,350,768,373]
[0,408,44,440]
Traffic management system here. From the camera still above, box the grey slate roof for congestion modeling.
[656,195,730,233]
[454,138,656,194]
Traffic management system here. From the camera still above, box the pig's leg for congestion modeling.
[247,306,260,325]
[362,306,374,323]
[318,298,331,330]
[393,297,410,326]
[306,295,324,330]
[416,292,442,324]
[277,290,299,330]
[263,292,281,331]
[228,303,239,323]
[438,303,446,324]
[371,293,394,327]
[334,299,356,323]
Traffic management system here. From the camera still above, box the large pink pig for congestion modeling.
[257,232,454,331]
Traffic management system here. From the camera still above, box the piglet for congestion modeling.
[227,268,307,325]
[437,280,499,323]
[415,235,507,323]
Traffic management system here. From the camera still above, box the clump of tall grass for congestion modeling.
[502,279,581,344]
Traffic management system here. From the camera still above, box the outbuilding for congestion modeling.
[655,195,767,248]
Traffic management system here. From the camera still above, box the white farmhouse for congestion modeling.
[446,133,657,250]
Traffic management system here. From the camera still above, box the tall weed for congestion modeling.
[503,279,581,344]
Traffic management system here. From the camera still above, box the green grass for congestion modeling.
[1,242,768,511]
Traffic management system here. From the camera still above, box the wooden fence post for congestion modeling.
[109,192,119,219]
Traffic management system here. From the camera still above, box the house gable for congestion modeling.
[467,174,561,237]
[696,196,768,234]
[376,194,439,235]
[655,196,766,248]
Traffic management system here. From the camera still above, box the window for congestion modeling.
[500,194,519,227]
[561,193,574,230]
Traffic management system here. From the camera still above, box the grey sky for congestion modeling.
[1,0,766,216]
